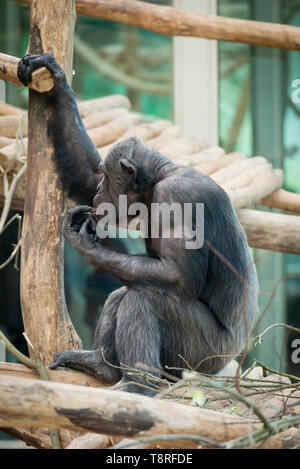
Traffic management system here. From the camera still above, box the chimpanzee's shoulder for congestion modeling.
[153,166,228,204]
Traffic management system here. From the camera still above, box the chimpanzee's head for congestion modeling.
[93,137,166,222]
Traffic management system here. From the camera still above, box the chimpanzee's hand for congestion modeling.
[17,53,67,89]
[64,206,98,252]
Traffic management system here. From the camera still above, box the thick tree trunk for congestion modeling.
[20,0,81,364]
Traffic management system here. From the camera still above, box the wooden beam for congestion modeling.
[1,374,300,449]
[261,189,300,214]
[0,52,54,93]
[0,102,25,116]
[0,374,260,441]
[13,0,300,51]
[20,0,81,365]
[0,362,107,388]
[237,209,300,254]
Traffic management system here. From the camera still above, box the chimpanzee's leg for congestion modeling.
[112,287,238,395]
[49,287,128,382]
[112,287,163,396]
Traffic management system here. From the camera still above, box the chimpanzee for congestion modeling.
[18,54,259,395]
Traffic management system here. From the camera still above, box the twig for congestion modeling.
[0,328,36,369]
[225,415,300,449]
[0,328,61,449]
[0,163,26,235]
[254,360,300,383]
[0,238,22,270]
[254,323,300,346]
[185,371,274,433]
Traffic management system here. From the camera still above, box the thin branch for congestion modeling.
[0,163,26,235]
[0,238,22,270]
[185,371,274,433]
[254,360,300,383]
[0,328,61,449]
[254,323,300,346]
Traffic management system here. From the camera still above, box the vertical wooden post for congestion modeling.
[21,0,81,364]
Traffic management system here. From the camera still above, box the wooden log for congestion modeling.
[227,169,283,209]
[0,112,140,170]
[66,433,118,449]
[0,374,257,441]
[187,147,225,167]
[0,362,109,449]
[20,0,81,365]
[0,362,107,388]
[222,167,259,191]
[77,94,131,118]
[82,107,127,130]
[175,147,225,167]
[210,156,269,185]
[0,52,54,92]
[87,112,141,148]
[261,189,300,214]
[195,151,245,175]
[1,427,75,449]
[99,120,173,157]
[146,127,181,150]
[13,0,300,51]
[121,119,172,141]
[1,374,299,449]
[0,102,25,116]
[237,208,300,254]
[0,114,27,138]
[161,137,208,160]
[0,138,27,172]
[0,136,14,148]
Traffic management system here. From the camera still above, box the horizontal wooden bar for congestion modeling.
[14,0,300,51]
[0,52,54,92]
[261,189,300,214]
[237,209,300,254]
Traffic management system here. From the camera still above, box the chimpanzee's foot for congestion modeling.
[49,349,121,383]
[17,53,66,88]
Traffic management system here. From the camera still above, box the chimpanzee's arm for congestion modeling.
[63,212,202,294]
[84,246,180,286]
[18,54,101,205]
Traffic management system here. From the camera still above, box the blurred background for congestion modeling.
[0,1,299,432]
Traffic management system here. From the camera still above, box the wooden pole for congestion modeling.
[13,0,300,51]
[237,209,300,254]
[261,189,300,214]
[20,0,81,364]
[0,52,54,92]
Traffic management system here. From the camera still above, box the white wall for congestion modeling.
[173,0,218,146]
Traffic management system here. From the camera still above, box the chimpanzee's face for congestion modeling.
[93,137,157,225]
[92,156,141,224]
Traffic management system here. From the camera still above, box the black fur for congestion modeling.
[18,54,259,396]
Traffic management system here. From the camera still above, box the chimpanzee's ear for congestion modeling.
[120,159,136,181]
